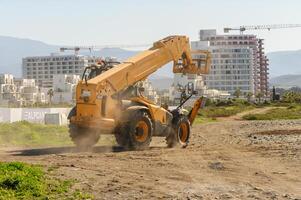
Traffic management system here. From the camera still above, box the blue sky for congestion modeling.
[1,0,301,52]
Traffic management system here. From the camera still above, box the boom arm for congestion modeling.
[188,97,206,125]
[79,36,210,100]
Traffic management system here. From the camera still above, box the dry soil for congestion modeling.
[0,118,300,199]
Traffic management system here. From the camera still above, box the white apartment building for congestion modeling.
[15,78,46,106]
[207,46,254,94]
[22,54,101,88]
[141,79,159,104]
[0,74,18,104]
[52,74,80,104]
[192,29,269,96]
[0,74,46,106]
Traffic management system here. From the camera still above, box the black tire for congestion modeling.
[115,110,153,150]
[68,107,76,120]
[166,115,191,148]
[69,124,100,148]
[114,124,130,147]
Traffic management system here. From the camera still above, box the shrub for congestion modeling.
[0,162,93,199]
[0,121,70,147]
[242,107,301,120]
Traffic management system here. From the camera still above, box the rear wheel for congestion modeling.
[114,110,153,150]
[166,115,190,148]
[69,124,100,149]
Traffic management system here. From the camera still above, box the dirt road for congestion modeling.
[0,119,301,199]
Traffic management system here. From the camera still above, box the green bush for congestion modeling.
[0,162,45,199]
[215,99,234,107]
[0,162,78,199]
[243,107,301,120]
[282,91,301,103]
[199,105,254,118]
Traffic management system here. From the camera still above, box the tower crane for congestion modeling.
[60,46,92,55]
[60,44,151,55]
[224,24,301,34]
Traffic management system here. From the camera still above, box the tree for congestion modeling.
[246,92,253,102]
[233,88,241,99]
[47,89,54,105]
[282,91,301,103]
[255,92,264,103]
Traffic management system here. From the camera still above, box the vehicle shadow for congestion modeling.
[9,145,126,156]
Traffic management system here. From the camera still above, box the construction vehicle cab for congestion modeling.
[68,35,211,150]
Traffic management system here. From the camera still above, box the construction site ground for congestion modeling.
[0,115,301,199]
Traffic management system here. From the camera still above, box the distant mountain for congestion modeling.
[267,50,301,77]
[270,74,301,88]
[0,36,174,79]
[0,36,58,76]
[0,36,142,77]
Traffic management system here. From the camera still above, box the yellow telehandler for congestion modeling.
[68,36,211,150]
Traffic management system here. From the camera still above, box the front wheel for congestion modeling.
[166,116,191,148]
[115,110,153,150]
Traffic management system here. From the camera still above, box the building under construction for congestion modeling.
[192,29,269,97]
